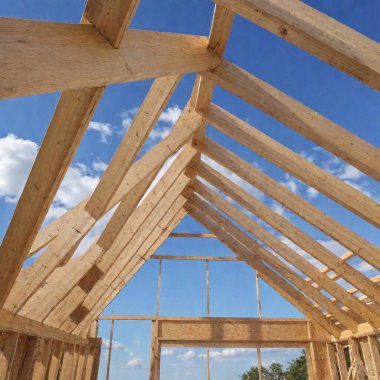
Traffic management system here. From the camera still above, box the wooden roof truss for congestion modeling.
[0,0,379,342]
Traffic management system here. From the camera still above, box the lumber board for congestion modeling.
[158,319,321,344]
[0,19,220,99]
[185,203,342,337]
[0,310,88,346]
[43,151,193,329]
[74,208,187,334]
[202,103,380,228]
[214,0,380,90]
[19,169,159,322]
[85,74,182,219]
[203,60,380,180]
[29,109,202,255]
[196,162,380,308]
[199,138,380,270]
[0,87,104,308]
[5,110,201,312]
[191,180,359,330]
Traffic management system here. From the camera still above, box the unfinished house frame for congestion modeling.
[0,0,379,379]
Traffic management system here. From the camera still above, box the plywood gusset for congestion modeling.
[0,0,379,378]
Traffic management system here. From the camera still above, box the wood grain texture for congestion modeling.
[0,19,220,99]
[215,0,380,90]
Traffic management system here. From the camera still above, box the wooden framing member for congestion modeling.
[74,207,187,335]
[40,147,195,329]
[5,110,202,314]
[202,60,380,181]
[200,103,380,228]
[185,201,342,337]
[85,74,182,219]
[158,318,327,347]
[198,137,380,270]
[0,87,104,307]
[151,255,240,261]
[213,0,380,90]
[194,162,380,315]
[0,19,220,99]
[189,180,361,330]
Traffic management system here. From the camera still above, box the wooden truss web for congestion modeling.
[0,0,379,353]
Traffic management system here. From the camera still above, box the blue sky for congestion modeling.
[0,0,379,379]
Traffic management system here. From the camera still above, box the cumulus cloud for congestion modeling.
[120,108,139,133]
[124,358,144,369]
[0,134,38,203]
[148,105,182,143]
[158,105,182,125]
[199,348,255,362]
[89,121,113,143]
[280,174,298,193]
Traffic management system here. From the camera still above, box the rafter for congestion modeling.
[196,161,380,306]
[202,60,380,180]
[191,180,380,330]
[214,0,380,90]
[198,138,380,270]
[40,148,195,329]
[200,103,380,228]
[4,111,201,313]
[185,201,342,337]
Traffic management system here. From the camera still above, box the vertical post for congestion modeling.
[149,321,160,380]
[206,260,210,380]
[0,332,19,380]
[367,336,380,379]
[106,320,115,380]
[256,272,263,380]
[349,337,368,380]
[156,259,162,317]
[335,343,348,380]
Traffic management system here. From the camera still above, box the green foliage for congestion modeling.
[241,350,307,380]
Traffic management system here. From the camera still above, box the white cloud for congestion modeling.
[338,164,364,181]
[199,348,255,362]
[125,358,144,369]
[355,261,375,274]
[178,350,196,361]
[158,105,182,125]
[306,186,319,199]
[92,161,108,172]
[120,108,138,133]
[162,348,175,356]
[102,339,128,351]
[0,134,38,203]
[148,127,171,142]
[281,174,298,193]
[89,121,113,143]
[271,202,289,219]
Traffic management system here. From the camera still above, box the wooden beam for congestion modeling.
[198,138,380,270]
[202,60,380,180]
[0,332,18,380]
[37,148,195,327]
[0,310,88,346]
[185,202,342,337]
[196,162,380,310]
[5,111,201,313]
[29,109,203,256]
[158,318,326,346]
[74,207,187,334]
[19,168,159,322]
[83,0,140,47]
[191,180,359,330]
[213,0,380,90]
[202,103,380,229]
[44,165,192,330]
[0,19,220,99]
[0,87,104,308]
[85,74,182,219]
